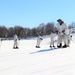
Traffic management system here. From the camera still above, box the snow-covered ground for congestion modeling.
[0,34,75,75]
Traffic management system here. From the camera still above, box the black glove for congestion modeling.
[62,30,65,33]
[40,38,43,40]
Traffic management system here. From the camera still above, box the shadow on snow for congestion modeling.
[30,48,58,54]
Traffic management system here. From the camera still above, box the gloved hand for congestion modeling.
[62,30,65,33]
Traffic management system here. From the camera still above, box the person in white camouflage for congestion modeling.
[13,34,19,49]
[36,34,43,48]
[57,19,69,48]
[50,30,57,48]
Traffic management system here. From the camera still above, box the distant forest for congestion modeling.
[0,22,75,38]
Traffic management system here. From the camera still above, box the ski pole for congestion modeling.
[64,33,75,44]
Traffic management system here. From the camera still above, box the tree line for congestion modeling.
[0,22,75,39]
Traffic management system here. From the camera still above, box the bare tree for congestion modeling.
[8,27,14,37]
[45,22,55,35]
[13,26,23,37]
[0,26,8,37]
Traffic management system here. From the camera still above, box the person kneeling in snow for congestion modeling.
[36,34,43,48]
[13,34,19,49]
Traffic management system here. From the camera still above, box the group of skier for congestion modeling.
[13,19,72,49]
[35,19,72,48]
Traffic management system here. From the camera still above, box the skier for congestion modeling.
[36,34,43,48]
[57,19,69,48]
[13,34,19,49]
[67,35,72,47]
[50,30,57,48]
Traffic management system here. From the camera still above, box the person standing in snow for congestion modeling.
[66,29,72,47]
[57,19,69,48]
[67,35,72,47]
[13,34,19,49]
[50,30,57,48]
[36,34,43,48]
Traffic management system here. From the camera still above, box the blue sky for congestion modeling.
[0,0,75,28]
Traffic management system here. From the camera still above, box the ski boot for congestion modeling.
[36,46,40,48]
